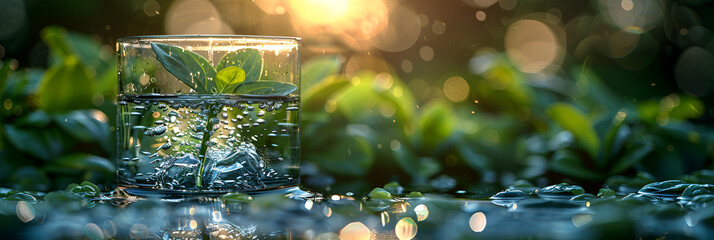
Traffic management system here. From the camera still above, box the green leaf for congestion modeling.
[41,26,116,93]
[546,103,600,157]
[0,59,12,93]
[4,125,68,161]
[216,66,245,93]
[368,187,392,199]
[550,149,602,180]
[456,142,491,171]
[216,48,263,82]
[220,192,253,203]
[46,154,114,174]
[53,110,111,152]
[54,110,109,142]
[40,26,72,59]
[151,42,217,93]
[234,81,298,96]
[301,55,343,89]
[393,145,441,179]
[418,101,456,153]
[302,77,350,111]
[406,191,424,198]
[310,135,374,176]
[39,56,95,113]
[609,142,654,175]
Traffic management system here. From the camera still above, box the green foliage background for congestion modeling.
[1,0,713,195]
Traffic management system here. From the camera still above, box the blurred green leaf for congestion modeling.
[301,55,343,88]
[551,149,602,180]
[42,26,116,94]
[215,66,245,93]
[668,94,705,120]
[393,145,441,179]
[417,101,456,153]
[234,81,297,96]
[45,154,114,175]
[4,125,68,161]
[302,76,350,112]
[151,42,216,93]
[14,110,51,127]
[41,26,73,59]
[216,48,263,82]
[0,60,11,93]
[53,110,110,151]
[311,135,374,176]
[39,56,95,113]
[610,142,654,175]
[601,112,629,166]
[9,167,49,192]
[3,69,43,100]
[547,103,600,157]
[456,142,491,171]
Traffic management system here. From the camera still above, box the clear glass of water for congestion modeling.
[116,35,300,196]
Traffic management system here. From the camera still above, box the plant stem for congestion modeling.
[196,104,217,187]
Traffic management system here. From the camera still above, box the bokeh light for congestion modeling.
[443,76,470,103]
[395,217,417,240]
[597,0,663,31]
[414,204,429,221]
[469,212,487,232]
[165,0,233,34]
[505,16,564,73]
[675,47,714,96]
[462,0,498,9]
[369,4,421,52]
[572,214,593,228]
[15,201,34,223]
[339,222,371,240]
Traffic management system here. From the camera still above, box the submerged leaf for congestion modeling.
[233,81,298,96]
[216,66,245,93]
[216,48,263,82]
[151,42,216,93]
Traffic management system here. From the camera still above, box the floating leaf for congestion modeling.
[383,181,404,195]
[215,66,245,93]
[368,187,392,200]
[597,188,616,198]
[537,183,585,199]
[406,191,424,198]
[216,48,262,82]
[151,42,216,93]
[233,81,298,96]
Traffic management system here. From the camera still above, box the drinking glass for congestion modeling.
[116,35,300,196]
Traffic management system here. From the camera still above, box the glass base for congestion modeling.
[116,185,313,200]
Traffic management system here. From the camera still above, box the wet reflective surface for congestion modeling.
[3,181,714,239]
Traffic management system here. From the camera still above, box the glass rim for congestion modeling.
[117,34,301,42]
